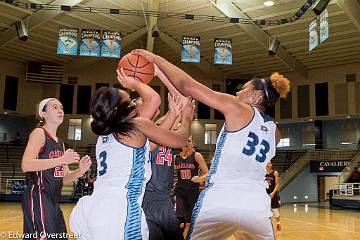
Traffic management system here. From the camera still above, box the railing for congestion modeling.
[280,149,358,190]
[305,149,358,161]
[0,143,25,163]
[280,151,311,190]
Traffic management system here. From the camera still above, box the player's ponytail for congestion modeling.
[251,72,290,111]
[269,72,290,99]
[90,87,138,136]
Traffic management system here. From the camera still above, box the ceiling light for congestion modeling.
[264,1,274,7]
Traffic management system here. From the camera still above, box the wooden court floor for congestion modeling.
[0,202,359,240]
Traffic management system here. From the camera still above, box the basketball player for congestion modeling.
[142,93,184,240]
[70,68,195,240]
[133,49,290,240]
[123,65,184,239]
[265,161,281,232]
[21,98,92,239]
[132,64,189,240]
[174,136,208,236]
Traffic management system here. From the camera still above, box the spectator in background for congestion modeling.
[351,167,360,183]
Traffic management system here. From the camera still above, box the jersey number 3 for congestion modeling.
[242,131,270,163]
[98,151,108,176]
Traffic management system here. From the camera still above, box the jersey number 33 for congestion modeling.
[242,131,270,163]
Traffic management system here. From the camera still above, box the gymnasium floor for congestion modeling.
[0,202,359,240]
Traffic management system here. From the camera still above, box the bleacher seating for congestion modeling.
[0,143,357,199]
[0,144,26,194]
[271,150,307,176]
[0,144,97,196]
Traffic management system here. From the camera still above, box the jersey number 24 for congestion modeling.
[242,131,270,162]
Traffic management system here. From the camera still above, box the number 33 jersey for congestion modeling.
[209,107,276,186]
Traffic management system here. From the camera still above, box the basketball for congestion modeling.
[118,53,155,84]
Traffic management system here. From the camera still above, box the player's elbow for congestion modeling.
[21,161,30,173]
[174,78,191,96]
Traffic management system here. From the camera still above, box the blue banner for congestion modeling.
[80,29,101,57]
[214,38,232,65]
[57,28,78,56]
[309,19,318,51]
[320,9,329,43]
[181,36,200,63]
[101,30,121,58]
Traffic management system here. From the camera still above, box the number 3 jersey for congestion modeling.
[209,107,276,186]
[94,133,152,194]
[70,133,152,240]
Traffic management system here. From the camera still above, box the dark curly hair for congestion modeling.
[251,72,290,111]
[89,87,138,136]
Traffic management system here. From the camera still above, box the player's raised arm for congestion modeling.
[132,49,245,117]
[116,68,160,120]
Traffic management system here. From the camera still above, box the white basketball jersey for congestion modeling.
[209,107,276,186]
[70,134,152,240]
[94,133,152,192]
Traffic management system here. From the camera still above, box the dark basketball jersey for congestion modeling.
[26,128,65,202]
[22,128,67,238]
[265,171,276,194]
[175,152,199,190]
[265,170,281,208]
[145,146,174,195]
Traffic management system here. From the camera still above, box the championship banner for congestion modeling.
[80,29,101,57]
[101,30,121,58]
[57,28,78,56]
[181,36,200,63]
[320,9,329,43]
[309,19,318,51]
[213,38,232,65]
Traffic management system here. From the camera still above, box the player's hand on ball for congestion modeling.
[132,49,157,63]
[116,68,140,90]
[79,155,92,174]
